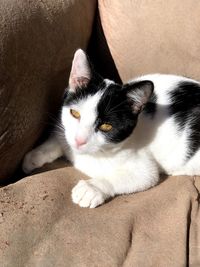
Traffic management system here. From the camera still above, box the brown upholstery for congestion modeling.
[0,170,199,266]
[0,0,200,266]
[0,0,96,182]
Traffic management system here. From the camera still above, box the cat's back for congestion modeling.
[132,73,200,174]
[132,73,200,105]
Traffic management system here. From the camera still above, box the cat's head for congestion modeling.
[61,49,153,154]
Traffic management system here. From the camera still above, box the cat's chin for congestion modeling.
[73,148,87,154]
[71,145,88,153]
[71,145,100,155]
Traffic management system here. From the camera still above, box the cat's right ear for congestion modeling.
[68,49,91,92]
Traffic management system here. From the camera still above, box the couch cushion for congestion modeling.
[99,0,200,82]
[0,0,96,182]
[0,168,199,266]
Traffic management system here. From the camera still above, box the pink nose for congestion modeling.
[75,137,87,147]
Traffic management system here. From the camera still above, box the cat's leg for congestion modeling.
[22,134,64,174]
[72,155,159,208]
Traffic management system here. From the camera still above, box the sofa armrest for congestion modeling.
[0,0,96,182]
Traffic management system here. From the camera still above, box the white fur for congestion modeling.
[22,135,63,174]
[23,73,200,208]
[61,90,106,156]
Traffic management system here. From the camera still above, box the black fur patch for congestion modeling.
[169,81,200,158]
[143,92,157,117]
[96,84,137,143]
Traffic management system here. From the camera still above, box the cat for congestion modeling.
[22,49,200,208]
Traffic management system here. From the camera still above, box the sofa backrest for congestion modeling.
[98,0,200,82]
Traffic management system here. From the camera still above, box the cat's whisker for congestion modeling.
[104,94,113,114]
[45,112,61,124]
[105,109,129,117]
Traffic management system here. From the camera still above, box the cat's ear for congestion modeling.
[125,80,154,114]
[69,49,91,91]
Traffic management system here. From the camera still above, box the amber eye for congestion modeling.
[99,123,112,132]
[70,109,80,119]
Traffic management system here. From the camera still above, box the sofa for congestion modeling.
[0,0,200,266]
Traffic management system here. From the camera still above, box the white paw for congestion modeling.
[22,149,47,174]
[71,180,106,208]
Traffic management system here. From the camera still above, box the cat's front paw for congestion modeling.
[22,149,46,174]
[71,180,106,208]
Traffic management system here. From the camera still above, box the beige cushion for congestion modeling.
[0,168,199,266]
[99,0,200,82]
[0,0,96,182]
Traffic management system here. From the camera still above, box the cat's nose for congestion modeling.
[75,137,87,147]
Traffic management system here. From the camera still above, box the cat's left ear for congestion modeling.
[125,80,154,114]
[69,49,91,92]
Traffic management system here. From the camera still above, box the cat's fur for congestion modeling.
[23,49,200,208]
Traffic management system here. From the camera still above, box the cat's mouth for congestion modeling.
[72,142,101,155]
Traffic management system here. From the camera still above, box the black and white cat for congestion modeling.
[23,49,200,208]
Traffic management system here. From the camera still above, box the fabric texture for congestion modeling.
[0,0,96,182]
[98,0,200,82]
[0,169,199,266]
